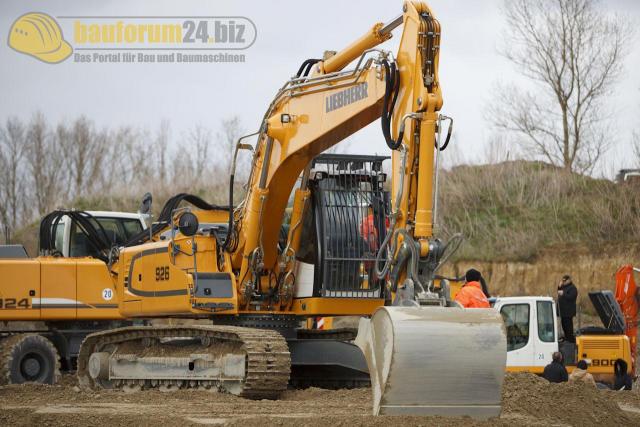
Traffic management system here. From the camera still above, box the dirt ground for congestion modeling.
[1,373,639,427]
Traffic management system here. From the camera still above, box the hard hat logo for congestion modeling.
[8,12,72,63]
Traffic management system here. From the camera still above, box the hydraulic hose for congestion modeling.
[39,210,114,262]
[375,144,408,279]
[295,59,321,78]
[221,173,234,252]
[381,60,403,150]
[124,193,227,247]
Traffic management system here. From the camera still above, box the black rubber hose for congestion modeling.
[39,210,114,262]
[296,59,321,78]
[381,60,403,150]
[221,173,234,252]
[124,193,228,247]
[438,117,453,151]
[303,59,320,77]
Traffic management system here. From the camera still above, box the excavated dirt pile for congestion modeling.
[0,373,639,426]
[501,372,638,426]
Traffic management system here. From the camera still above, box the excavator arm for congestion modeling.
[230,2,447,305]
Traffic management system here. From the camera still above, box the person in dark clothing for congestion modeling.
[465,268,491,298]
[557,275,578,343]
[614,359,633,390]
[543,351,568,383]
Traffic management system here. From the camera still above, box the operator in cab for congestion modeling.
[455,269,490,308]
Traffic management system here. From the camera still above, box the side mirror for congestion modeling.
[139,192,153,215]
[178,212,199,237]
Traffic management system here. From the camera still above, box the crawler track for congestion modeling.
[77,325,290,399]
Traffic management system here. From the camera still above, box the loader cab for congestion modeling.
[294,154,390,300]
[54,211,146,258]
[495,294,633,383]
[493,296,558,371]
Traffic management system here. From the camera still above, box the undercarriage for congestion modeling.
[77,318,369,397]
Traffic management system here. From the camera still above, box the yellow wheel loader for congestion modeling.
[0,210,146,384]
[0,2,507,418]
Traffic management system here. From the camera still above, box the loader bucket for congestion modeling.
[355,306,506,419]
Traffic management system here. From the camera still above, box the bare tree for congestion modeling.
[493,0,632,173]
[0,113,254,238]
[216,116,243,176]
[156,120,170,185]
[25,112,65,216]
[189,124,212,182]
[59,117,109,197]
[0,118,27,242]
[633,131,640,168]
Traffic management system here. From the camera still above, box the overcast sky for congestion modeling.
[1,0,638,178]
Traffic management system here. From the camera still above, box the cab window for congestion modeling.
[121,218,144,238]
[537,301,555,343]
[69,217,143,257]
[95,218,121,245]
[93,217,144,245]
[54,222,65,253]
[500,303,530,351]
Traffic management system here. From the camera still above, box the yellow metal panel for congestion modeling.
[76,259,122,320]
[121,299,142,317]
[0,259,40,320]
[193,209,229,224]
[40,257,77,320]
[290,297,384,316]
[577,335,631,375]
[120,241,195,317]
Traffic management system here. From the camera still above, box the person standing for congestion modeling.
[557,275,578,343]
[543,352,568,383]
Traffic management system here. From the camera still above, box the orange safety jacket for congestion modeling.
[455,281,490,308]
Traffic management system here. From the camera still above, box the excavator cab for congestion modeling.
[294,154,390,300]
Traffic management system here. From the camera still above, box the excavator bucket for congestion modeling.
[355,306,506,419]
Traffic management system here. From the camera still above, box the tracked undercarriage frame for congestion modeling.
[77,319,370,398]
[78,325,291,399]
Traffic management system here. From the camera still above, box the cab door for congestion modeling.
[532,300,558,368]
[500,302,534,367]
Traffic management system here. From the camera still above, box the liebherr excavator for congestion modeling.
[0,2,506,418]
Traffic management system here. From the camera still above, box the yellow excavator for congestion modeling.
[0,2,506,418]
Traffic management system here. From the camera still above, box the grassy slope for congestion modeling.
[438,161,640,261]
